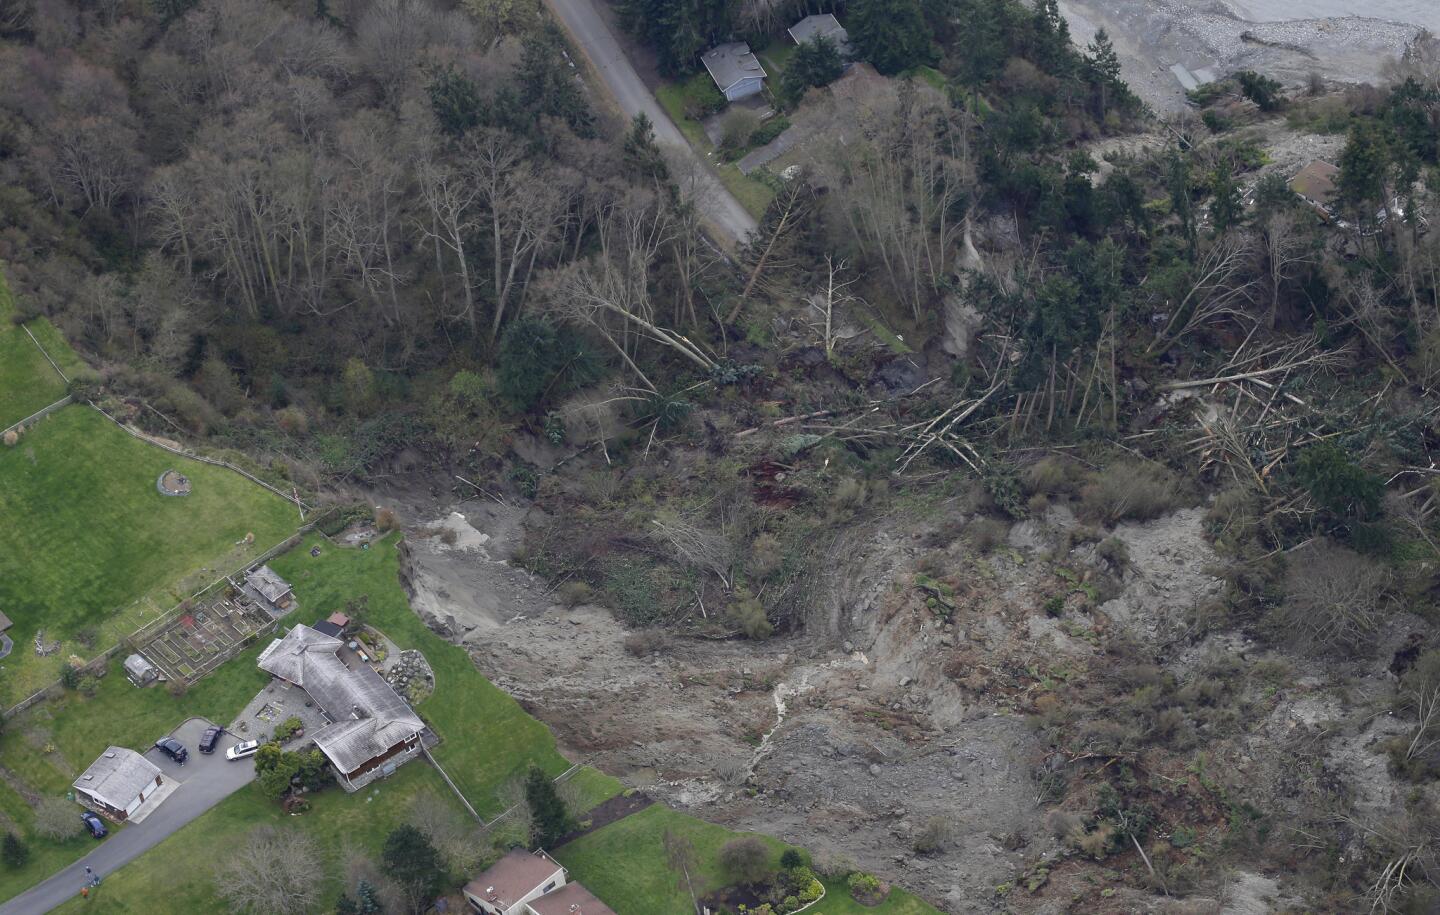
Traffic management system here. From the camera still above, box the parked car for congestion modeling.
[198,726,224,754]
[225,740,260,761]
[80,810,108,839]
[154,737,188,765]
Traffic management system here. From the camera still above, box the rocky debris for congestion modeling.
[385,649,434,704]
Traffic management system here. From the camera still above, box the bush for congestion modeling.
[1294,441,1383,521]
[32,797,85,840]
[273,716,304,742]
[2,834,27,868]
[780,848,805,870]
[718,108,761,156]
[847,871,884,904]
[1095,536,1129,567]
[374,506,399,532]
[965,517,1010,553]
[1079,462,1179,524]
[719,836,772,884]
[623,629,669,656]
[1023,456,1075,495]
[555,581,593,607]
[913,817,952,854]
[749,115,790,147]
[2,429,16,446]
[1267,540,1391,656]
[727,589,773,639]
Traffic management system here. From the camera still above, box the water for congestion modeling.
[1225,0,1440,32]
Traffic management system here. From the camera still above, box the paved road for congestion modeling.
[1,719,255,915]
[543,0,759,247]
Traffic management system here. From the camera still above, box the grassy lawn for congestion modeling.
[0,269,83,429]
[0,405,299,705]
[654,77,775,221]
[756,35,797,79]
[50,762,468,913]
[556,804,942,915]
[270,534,571,816]
[0,633,282,901]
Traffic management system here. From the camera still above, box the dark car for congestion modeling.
[154,737,188,765]
[198,726,223,754]
[80,810,108,839]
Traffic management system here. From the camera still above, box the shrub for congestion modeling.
[2,834,27,868]
[58,662,81,690]
[749,115,790,147]
[555,581,593,607]
[1294,441,1383,521]
[719,836,772,884]
[32,797,85,840]
[375,506,399,531]
[965,518,1010,553]
[780,848,804,870]
[623,629,669,656]
[1095,536,1129,567]
[913,816,953,854]
[727,590,773,639]
[273,716,304,742]
[750,533,783,580]
[2,429,16,446]
[847,871,884,904]
[1267,540,1391,656]
[1023,456,1074,495]
[718,108,761,156]
[1079,462,1179,524]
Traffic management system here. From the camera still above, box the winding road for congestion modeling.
[543,0,759,246]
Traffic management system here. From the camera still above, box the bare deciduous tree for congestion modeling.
[214,826,324,914]
[1270,540,1392,656]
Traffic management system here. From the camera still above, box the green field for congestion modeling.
[0,269,84,429]
[270,533,572,814]
[0,639,280,901]
[50,762,470,914]
[555,804,944,915]
[0,406,298,704]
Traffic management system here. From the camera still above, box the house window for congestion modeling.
[542,881,556,893]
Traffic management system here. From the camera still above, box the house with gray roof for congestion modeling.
[257,624,426,791]
[73,747,164,821]
[243,564,295,616]
[788,13,849,55]
[701,42,766,101]
[462,849,569,915]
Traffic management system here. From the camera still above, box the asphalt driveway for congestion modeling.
[0,718,256,915]
[542,0,758,246]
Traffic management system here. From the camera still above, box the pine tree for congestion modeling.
[623,113,670,184]
[525,765,574,848]
[1030,0,1071,75]
[1337,121,1391,222]
[355,880,382,914]
[335,894,360,915]
[1084,29,1128,119]
[849,0,930,75]
[1209,161,1243,234]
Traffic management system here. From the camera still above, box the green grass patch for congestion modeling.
[0,637,280,900]
[0,406,298,705]
[905,65,947,92]
[654,80,775,220]
[756,36,797,78]
[270,533,571,816]
[563,766,625,815]
[51,762,467,913]
[0,269,83,430]
[556,804,941,914]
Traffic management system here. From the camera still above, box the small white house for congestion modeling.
[463,849,567,915]
[73,747,164,822]
[701,42,767,101]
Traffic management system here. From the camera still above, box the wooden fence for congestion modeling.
[2,395,71,438]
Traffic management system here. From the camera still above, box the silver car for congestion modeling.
[225,740,260,761]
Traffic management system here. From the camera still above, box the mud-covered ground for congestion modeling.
[1059,0,1424,115]
[373,466,1403,912]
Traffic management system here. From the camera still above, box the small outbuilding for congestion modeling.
[788,13,849,55]
[243,565,295,615]
[123,653,159,686]
[73,747,164,822]
[701,42,767,101]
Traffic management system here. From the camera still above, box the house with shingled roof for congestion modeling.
[73,747,164,821]
[257,623,426,791]
[463,849,620,915]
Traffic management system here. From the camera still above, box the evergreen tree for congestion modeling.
[1236,70,1283,111]
[780,36,845,105]
[622,113,670,183]
[525,764,574,848]
[381,825,444,904]
[335,894,360,915]
[849,0,931,75]
[1084,29,1131,119]
[355,880,382,914]
[1029,0,1071,75]
[950,0,1013,107]
[519,27,596,137]
[427,66,484,138]
[1,834,27,869]
[1337,121,1390,222]
[1209,161,1243,234]
[1167,149,1197,257]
